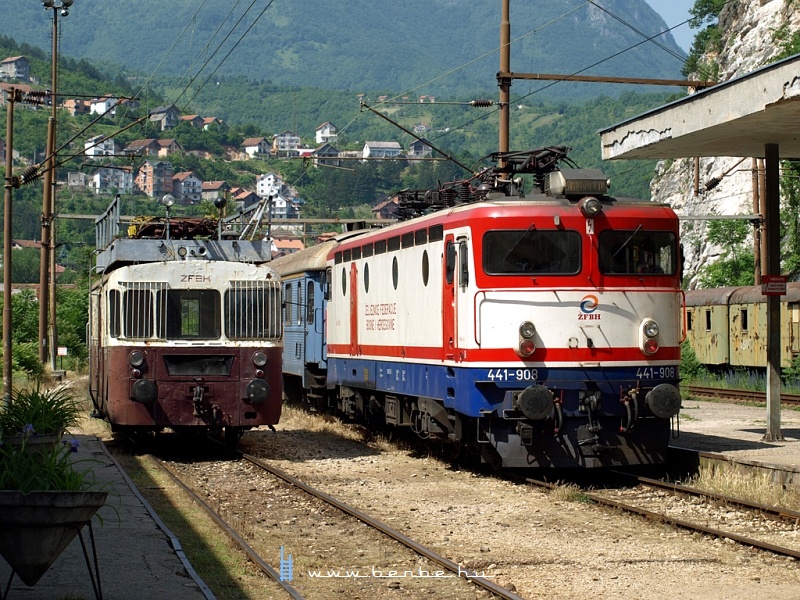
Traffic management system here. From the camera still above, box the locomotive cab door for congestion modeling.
[443,235,469,363]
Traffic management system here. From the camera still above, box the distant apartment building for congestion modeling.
[84,135,121,160]
[0,56,30,81]
[173,171,203,204]
[272,131,301,156]
[93,166,133,195]
[135,161,174,198]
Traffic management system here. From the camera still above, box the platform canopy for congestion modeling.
[599,53,800,161]
[598,52,800,442]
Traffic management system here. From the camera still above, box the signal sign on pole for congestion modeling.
[761,275,787,296]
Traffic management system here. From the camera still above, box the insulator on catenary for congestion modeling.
[469,99,494,107]
[20,165,40,184]
[705,175,722,191]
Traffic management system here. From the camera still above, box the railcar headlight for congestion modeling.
[129,351,145,367]
[253,351,268,367]
[643,319,659,338]
[519,321,536,339]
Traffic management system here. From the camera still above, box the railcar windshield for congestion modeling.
[157,290,220,339]
[598,229,676,275]
[224,280,282,340]
[483,229,581,275]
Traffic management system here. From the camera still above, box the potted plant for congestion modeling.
[0,385,83,447]
[0,386,108,589]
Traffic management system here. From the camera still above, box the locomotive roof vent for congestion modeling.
[545,168,609,198]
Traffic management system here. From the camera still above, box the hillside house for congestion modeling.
[202,180,231,202]
[0,56,30,81]
[84,135,121,159]
[274,238,304,256]
[180,114,205,128]
[93,166,133,195]
[362,141,403,160]
[230,187,261,211]
[203,117,225,129]
[173,171,203,204]
[256,172,283,198]
[315,122,338,144]
[90,96,120,117]
[149,105,181,131]
[124,139,160,156]
[242,137,271,158]
[157,139,183,157]
[67,171,88,190]
[408,138,434,159]
[63,99,91,116]
[372,195,401,220]
[272,131,301,156]
[311,143,340,167]
[135,161,174,198]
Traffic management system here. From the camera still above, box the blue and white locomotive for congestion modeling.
[273,148,683,468]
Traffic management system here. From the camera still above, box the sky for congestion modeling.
[645,0,699,51]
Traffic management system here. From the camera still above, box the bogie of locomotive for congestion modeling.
[88,197,283,443]
[274,148,683,468]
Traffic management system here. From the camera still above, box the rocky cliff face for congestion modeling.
[651,0,800,288]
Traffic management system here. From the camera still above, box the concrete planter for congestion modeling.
[0,490,107,587]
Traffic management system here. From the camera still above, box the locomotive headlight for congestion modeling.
[643,319,659,338]
[517,321,536,357]
[253,351,268,367]
[640,319,660,355]
[129,351,145,367]
[519,321,536,339]
[579,196,602,217]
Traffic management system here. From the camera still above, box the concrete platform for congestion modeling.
[670,398,800,489]
[0,435,213,600]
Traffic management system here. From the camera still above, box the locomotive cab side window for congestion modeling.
[599,229,676,275]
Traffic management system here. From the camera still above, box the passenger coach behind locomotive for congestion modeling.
[274,147,683,468]
[88,195,283,444]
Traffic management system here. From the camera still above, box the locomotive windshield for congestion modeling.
[483,229,581,275]
[598,229,677,275]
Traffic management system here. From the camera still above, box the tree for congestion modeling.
[698,219,755,288]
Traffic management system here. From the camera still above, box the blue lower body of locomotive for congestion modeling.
[329,356,680,468]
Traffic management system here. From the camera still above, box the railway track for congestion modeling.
[525,473,800,561]
[148,445,525,600]
[686,385,800,406]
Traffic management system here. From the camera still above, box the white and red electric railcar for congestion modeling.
[89,196,283,444]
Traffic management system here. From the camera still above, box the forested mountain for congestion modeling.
[3,0,685,99]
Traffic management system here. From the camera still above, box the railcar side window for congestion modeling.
[158,290,221,339]
[225,280,282,340]
[306,281,315,325]
[598,229,676,275]
[108,290,120,338]
[483,230,580,275]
